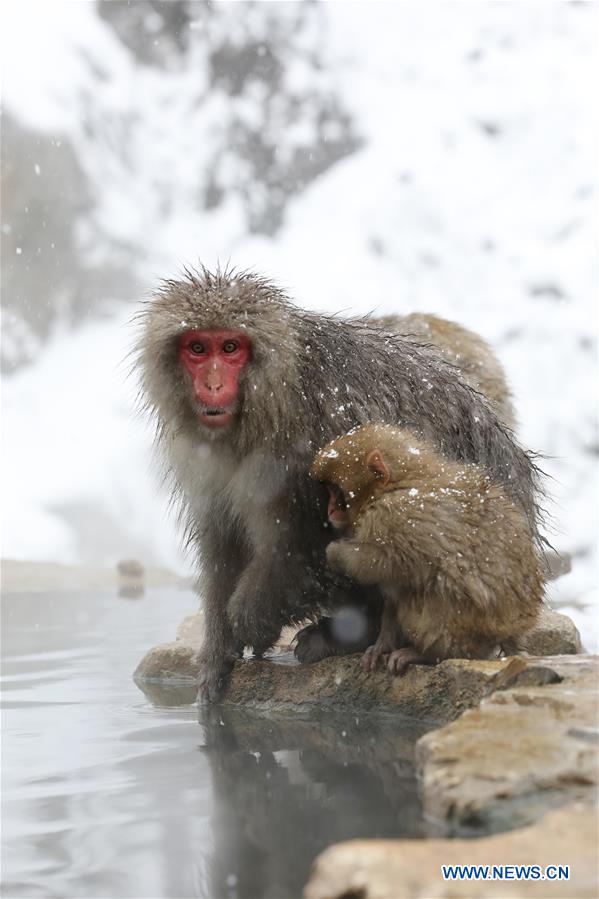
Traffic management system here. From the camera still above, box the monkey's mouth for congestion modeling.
[328,492,349,530]
[197,405,236,428]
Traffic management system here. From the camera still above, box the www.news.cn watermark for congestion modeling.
[442,864,570,882]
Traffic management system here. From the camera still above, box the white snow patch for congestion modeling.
[1,1,596,647]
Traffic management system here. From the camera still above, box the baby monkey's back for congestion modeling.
[312,423,544,668]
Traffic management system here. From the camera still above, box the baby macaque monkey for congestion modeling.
[312,424,544,674]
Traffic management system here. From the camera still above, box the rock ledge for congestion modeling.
[133,610,596,898]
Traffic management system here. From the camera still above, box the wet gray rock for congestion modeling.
[117,559,145,579]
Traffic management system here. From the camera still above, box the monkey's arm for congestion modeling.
[326,537,397,586]
[226,497,323,653]
[226,555,288,653]
[326,497,409,584]
[196,515,247,703]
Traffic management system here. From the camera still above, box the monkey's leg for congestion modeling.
[362,598,400,672]
[387,647,429,676]
[294,581,382,664]
[197,603,243,703]
[296,541,390,664]
[197,593,245,703]
[294,619,341,664]
[196,528,246,704]
[226,549,303,657]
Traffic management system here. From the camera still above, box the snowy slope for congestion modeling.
[2,2,597,647]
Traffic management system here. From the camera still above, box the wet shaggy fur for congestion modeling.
[376,313,516,429]
[313,424,544,662]
[135,265,543,698]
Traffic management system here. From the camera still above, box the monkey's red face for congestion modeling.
[178,329,252,429]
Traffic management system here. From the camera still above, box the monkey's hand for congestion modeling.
[226,559,286,655]
[362,634,396,672]
[387,646,429,676]
[325,539,358,575]
[327,537,393,585]
[227,602,281,657]
[196,649,240,704]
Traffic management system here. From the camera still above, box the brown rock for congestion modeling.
[133,644,511,717]
[133,641,200,682]
[304,655,597,897]
[175,611,204,646]
[133,635,587,723]
[416,655,597,834]
[305,800,598,899]
[224,656,510,718]
[519,608,583,656]
[132,607,583,703]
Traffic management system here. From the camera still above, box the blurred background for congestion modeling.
[2,1,597,647]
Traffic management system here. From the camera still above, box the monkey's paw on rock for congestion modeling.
[196,653,242,704]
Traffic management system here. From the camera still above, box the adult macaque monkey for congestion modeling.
[376,313,516,429]
[137,265,541,701]
[312,424,544,673]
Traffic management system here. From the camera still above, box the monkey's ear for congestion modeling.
[366,449,390,485]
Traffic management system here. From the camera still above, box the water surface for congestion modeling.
[2,587,427,898]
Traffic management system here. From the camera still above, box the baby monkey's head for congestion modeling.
[311,423,430,532]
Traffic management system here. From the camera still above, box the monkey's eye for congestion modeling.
[222,341,238,354]
[189,342,205,355]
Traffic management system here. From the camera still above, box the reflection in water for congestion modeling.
[2,588,428,899]
[197,705,426,899]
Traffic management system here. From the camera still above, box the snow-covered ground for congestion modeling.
[2,2,597,648]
